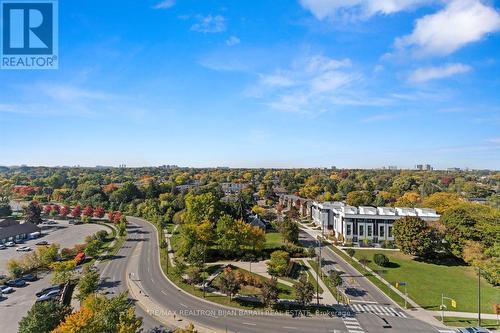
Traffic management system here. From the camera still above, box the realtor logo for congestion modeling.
[1,0,58,69]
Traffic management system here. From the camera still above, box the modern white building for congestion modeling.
[311,202,440,245]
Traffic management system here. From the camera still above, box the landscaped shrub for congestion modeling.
[345,248,355,257]
[373,253,389,267]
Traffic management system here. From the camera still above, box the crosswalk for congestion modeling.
[342,316,365,333]
[436,329,457,333]
[349,303,407,318]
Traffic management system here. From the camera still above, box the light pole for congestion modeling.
[316,236,322,306]
[478,267,481,327]
[203,244,207,298]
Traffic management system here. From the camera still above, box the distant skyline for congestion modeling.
[1,0,499,169]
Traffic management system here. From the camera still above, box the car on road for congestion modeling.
[16,246,32,252]
[0,285,14,294]
[5,241,16,247]
[47,220,58,225]
[6,278,26,287]
[36,289,61,303]
[69,219,82,225]
[21,274,37,282]
[35,240,49,246]
[35,284,62,297]
[0,244,6,250]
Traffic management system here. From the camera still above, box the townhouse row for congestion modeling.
[279,194,440,245]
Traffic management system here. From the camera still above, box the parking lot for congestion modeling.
[0,220,108,333]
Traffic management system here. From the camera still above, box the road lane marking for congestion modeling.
[242,322,256,326]
[179,303,188,308]
[282,326,298,330]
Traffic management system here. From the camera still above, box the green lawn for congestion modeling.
[435,316,499,329]
[265,232,284,249]
[352,249,500,313]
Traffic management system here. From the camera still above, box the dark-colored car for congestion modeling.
[6,278,26,287]
[35,240,49,246]
[35,284,62,297]
[21,274,37,282]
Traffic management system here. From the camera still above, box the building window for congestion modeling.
[379,225,385,238]
[367,225,373,237]
[359,225,364,237]
[346,224,352,236]
[388,225,393,238]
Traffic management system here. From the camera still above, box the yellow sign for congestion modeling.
[451,299,457,308]
[395,282,399,288]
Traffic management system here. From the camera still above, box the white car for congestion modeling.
[5,241,16,247]
[0,285,14,294]
[16,246,32,252]
[0,244,6,250]
[36,289,61,302]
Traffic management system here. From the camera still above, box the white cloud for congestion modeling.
[226,36,240,46]
[487,137,500,144]
[153,0,175,9]
[362,113,398,122]
[299,0,433,20]
[249,55,363,114]
[396,0,500,57]
[191,15,226,33]
[408,63,472,82]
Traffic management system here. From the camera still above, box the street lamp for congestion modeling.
[316,235,322,306]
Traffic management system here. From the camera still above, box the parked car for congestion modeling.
[36,289,61,302]
[0,285,14,294]
[458,328,491,333]
[47,220,57,225]
[21,273,37,282]
[0,244,6,250]
[69,220,82,225]
[35,284,62,297]
[35,240,49,246]
[5,241,16,247]
[16,246,31,252]
[6,278,26,287]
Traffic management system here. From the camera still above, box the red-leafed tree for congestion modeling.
[71,205,82,218]
[43,205,52,215]
[60,205,70,217]
[51,204,60,214]
[107,211,115,222]
[93,207,105,218]
[113,211,123,224]
[82,206,94,217]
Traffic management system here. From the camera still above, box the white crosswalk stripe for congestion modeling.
[437,329,457,333]
[349,303,407,318]
[342,316,365,333]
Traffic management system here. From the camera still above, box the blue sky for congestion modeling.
[1,0,499,169]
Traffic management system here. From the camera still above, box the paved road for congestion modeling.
[299,228,393,305]
[97,217,449,333]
